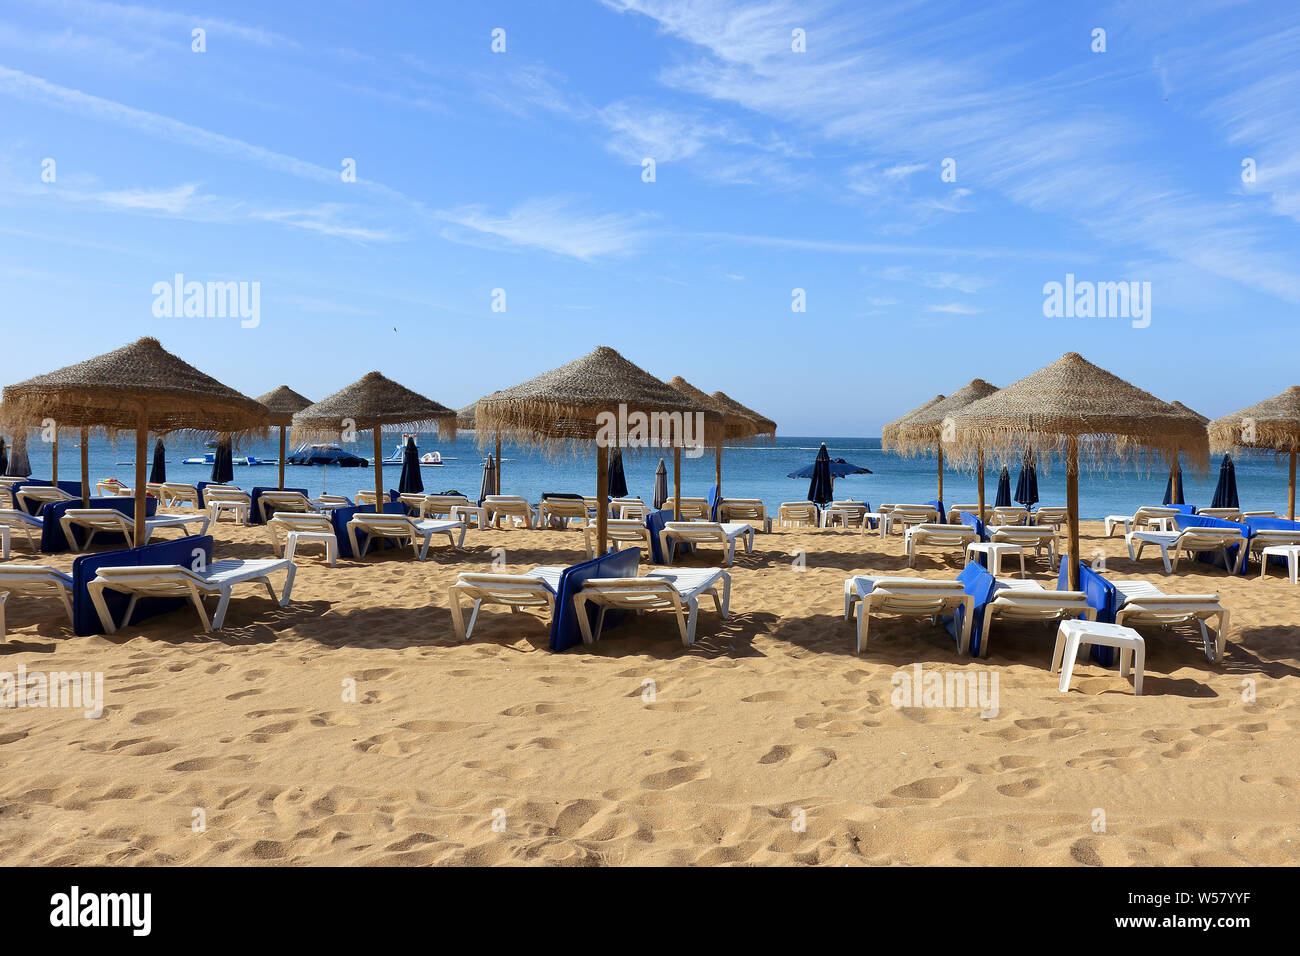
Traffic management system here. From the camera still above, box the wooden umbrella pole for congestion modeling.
[1289,450,1296,521]
[80,427,90,506]
[673,446,682,520]
[596,443,609,555]
[372,429,384,514]
[1066,436,1080,591]
[134,406,148,547]
[51,425,59,485]
[977,449,985,518]
[278,426,286,490]
[495,434,502,495]
[937,445,944,502]
[715,442,722,499]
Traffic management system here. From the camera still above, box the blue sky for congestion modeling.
[1,0,1296,435]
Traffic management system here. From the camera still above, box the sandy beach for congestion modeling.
[1,517,1296,866]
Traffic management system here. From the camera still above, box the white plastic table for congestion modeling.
[1051,620,1145,695]
[1259,545,1300,584]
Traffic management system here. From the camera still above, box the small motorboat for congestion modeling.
[181,452,272,466]
[285,443,368,467]
[420,452,444,466]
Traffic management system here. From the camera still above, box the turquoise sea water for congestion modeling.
[12,434,1293,521]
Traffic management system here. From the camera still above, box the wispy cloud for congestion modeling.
[435,197,653,260]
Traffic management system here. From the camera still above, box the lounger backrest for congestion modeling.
[645,509,674,563]
[249,487,311,525]
[1057,561,1118,625]
[550,547,640,651]
[958,511,987,541]
[71,534,214,636]
[39,497,159,554]
[329,502,406,558]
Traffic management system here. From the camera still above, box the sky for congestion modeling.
[0,0,1296,435]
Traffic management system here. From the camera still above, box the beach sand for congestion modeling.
[1,517,1297,866]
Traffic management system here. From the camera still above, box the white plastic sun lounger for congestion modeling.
[267,513,338,566]
[843,575,973,655]
[58,509,211,551]
[447,566,565,641]
[573,567,731,648]
[989,506,1029,526]
[584,518,653,558]
[666,496,711,521]
[1104,506,1179,537]
[609,497,649,520]
[0,565,74,642]
[1125,526,1243,574]
[881,504,941,536]
[822,500,867,529]
[1112,580,1230,662]
[538,496,591,529]
[13,485,75,515]
[989,525,1059,568]
[946,503,992,523]
[204,486,251,524]
[1196,507,1242,522]
[257,490,314,522]
[1031,506,1069,532]
[0,509,44,553]
[347,513,466,560]
[1241,529,1300,572]
[88,558,297,633]
[718,498,772,533]
[776,501,819,528]
[977,579,1093,659]
[483,495,536,529]
[409,493,471,520]
[159,483,202,510]
[904,523,979,567]
[659,521,754,567]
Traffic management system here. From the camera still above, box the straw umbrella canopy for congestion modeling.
[667,376,757,501]
[255,386,313,490]
[0,336,267,542]
[881,394,945,452]
[476,346,716,553]
[1164,402,1209,505]
[709,391,777,441]
[292,372,456,515]
[1208,386,1300,519]
[947,352,1209,589]
[887,379,999,510]
[457,403,477,431]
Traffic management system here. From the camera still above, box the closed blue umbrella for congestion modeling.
[478,454,496,506]
[149,439,167,485]
[994,466,1012,507]
[653,458,668,509]
[398,435,423,495]
[608,444,629,499]
[805,442,835,506]
[5,433,30,477]
[1014,452,1038,508]
[210,438,234,484]
[0,437,7,476]
[1211,454,1239,509]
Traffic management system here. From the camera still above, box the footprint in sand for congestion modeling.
[759,744,838,771]
[309,710,359,728]
[874,775,964,807]
[130,708,179,726]
[396,719,475,733]
[500,702,582,718]
[639,763,709,791]
[996,777,1049,797]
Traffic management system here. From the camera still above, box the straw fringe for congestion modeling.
[881,394,944,452]
[708,391,776,443]
[890,379,999,457]
[291,371,456,444]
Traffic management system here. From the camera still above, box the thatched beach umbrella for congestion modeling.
[291,372,456,515]
[666,377,753,501]
[881,394,945,471]
[476,346,712,554]
[256,386,313,490]
[710,391,777,441]
[1208,386,1300,519]
[457,403,477,431]
[1,336,267,542]
[886,379,999,511]
[947,353,1209,590]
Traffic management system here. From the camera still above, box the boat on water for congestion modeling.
[285,443,369,467]
[180,452,274,466]
[380,435,456,466]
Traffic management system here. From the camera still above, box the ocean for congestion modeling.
[11,433,1289,521]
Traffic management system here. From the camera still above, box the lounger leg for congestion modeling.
[418,533,431,561]
[594,606,608,642]
[1050,626,1066,675]
[683,599,698,647]
[348,527,362,559]
[719,572,731,618]
[208,585,231,631]
[1160,547,1172,574]
[1131,641,1145,695]
[1057,633,1079,692]
[448,591,469,640]
[980,605,996,659]
[326,538,338,568]
[456,526,466,549]
[0,593,6,642]
[573,595,596,644]
[281,535,295,563]
[855,602,870,654]
[87,582,118,635]
[1018,550,1026,579]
